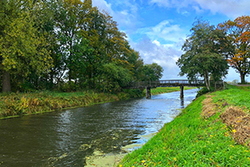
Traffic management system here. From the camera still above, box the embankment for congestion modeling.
[118,85,250,166]
[0,87,193,119]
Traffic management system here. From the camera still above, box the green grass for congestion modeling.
[118,85,250,167]
[212,85,250,110]
[0,89,143,119]
[150,87,196,95]
[0,87,194,119]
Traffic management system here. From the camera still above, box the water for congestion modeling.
[0,89,198,167]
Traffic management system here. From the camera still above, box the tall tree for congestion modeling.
[0,0,52,92]
[80,5,106,88]
[177,20,229,90]
[218,16,250,83]
[141,63,163,81]
[54,0,88,82]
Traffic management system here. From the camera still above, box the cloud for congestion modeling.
[92,0,139,31]
[132,38,184,79]
[194,0,250,17]
[92,0,113,15]
[149,0,250,18]
[137,20,187,45]
[150,0,192,13]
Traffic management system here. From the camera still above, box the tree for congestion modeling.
[218,16,250,83]
[100,63,133,92]
[0,0,52,92]
[177,20,229,90]
[126,49,144,81]
[0,0,146,92]
[141,63,163,81]
[54,0,84,82]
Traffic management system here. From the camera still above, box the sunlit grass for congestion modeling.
[118,85,250,166]
[212,85,250,110]
[150,86,196,95]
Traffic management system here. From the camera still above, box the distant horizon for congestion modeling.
[93,0,250,82]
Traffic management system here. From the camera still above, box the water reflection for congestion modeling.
[0,89,198,166]
[181,99,184,108]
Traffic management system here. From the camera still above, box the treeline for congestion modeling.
[0,0,163,93]
[177,17,250,91]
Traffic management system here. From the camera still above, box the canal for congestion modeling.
[0,89,198,167]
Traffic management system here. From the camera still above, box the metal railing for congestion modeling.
[126,80,223,89]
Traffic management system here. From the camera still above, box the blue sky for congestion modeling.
[92,0,250,81]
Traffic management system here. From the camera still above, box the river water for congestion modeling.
[0,89,198,167]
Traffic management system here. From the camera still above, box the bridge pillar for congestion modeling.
[180,86,184,99]
[146,87,151,99]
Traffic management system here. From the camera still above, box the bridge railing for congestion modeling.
[158,80,205,85]
[126,80,223,89]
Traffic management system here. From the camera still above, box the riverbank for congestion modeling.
[0,87,194,119]
[149,86,195,95]
[118,85,250,166]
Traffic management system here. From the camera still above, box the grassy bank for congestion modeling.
[149,86,196,95]
[118,85,250,166]
[0,86,192,119]
[0,89,143,119]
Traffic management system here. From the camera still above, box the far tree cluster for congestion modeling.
[177,16,250,90]
[0,0,163,93]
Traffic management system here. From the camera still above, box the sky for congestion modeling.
[92,0,250,82]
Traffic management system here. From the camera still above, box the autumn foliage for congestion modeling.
[218,16,250,83]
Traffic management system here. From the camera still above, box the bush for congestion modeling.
[196,87,210,97]
[56,81,80,92]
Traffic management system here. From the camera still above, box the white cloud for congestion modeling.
[92,0,113,15]
[194,0,250,17]
[181,10,190,16]
[150,0,250,18]
[137,20,187,45]
[92,0,139,31]
[152,39,161,46]
[150,0,171,7]
[192,5,203,14]
[132,37,184,79]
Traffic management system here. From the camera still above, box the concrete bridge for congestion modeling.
[126,80,223,99]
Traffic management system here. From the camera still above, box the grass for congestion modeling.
[212,85,250,110]
[0,89,143,119]
[118,85,250,167]
[150,86,196,95]
[0,86,191,119]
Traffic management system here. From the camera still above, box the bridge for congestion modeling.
[126,80,223,99]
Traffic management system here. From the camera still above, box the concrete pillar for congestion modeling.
[146,87,151,99]
[180,85,184,99]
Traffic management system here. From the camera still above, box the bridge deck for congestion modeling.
[127,80,223,89]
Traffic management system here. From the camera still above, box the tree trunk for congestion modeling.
[68,55,72,82]
[204,71,210,91]
[89,73,92,89]
[68,39,73,82]
[50,72,54,89]
[240,72,246,84]
[2,70,11,93]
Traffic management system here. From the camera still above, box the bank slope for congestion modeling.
[118,85,250,167]
[0,87,192,119]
